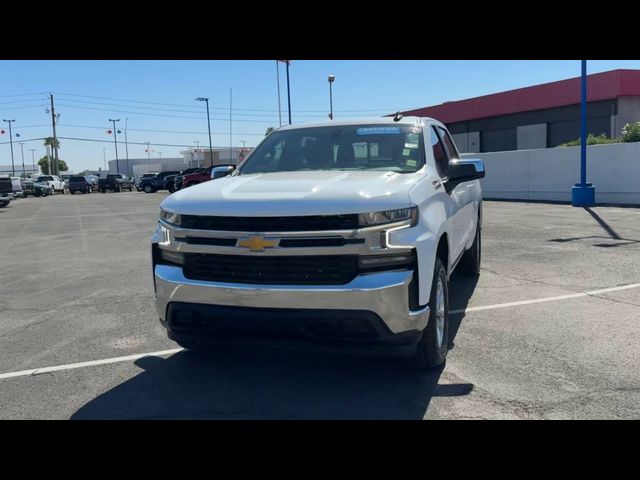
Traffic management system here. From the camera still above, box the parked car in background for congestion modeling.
[0,177,14,207]
[136,173,158,192]
[68,175,93,194]
[99,173,134,193]
[61,174,72,189]
[85,175,100,191]
[176,166,215,190]
[22,180,53,197]
[36,175,65,194]
[10,177,24,198]
[165,168,199,193]
[139,171,180,193]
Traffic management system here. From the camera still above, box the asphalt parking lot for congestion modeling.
[0,192,639,419]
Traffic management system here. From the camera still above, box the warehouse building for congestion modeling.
[108,147,254,179]
[400,69,640,153]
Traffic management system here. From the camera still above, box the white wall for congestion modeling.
[462,142,640,205]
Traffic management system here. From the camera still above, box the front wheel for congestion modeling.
[410,257,449,370]
[144,185,153,193]
[458,216,481,276]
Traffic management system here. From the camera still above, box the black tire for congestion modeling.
[173,339,211,351]
[129,185,133,192]
[0,201,8,208]
[458,214,482,276]
[100,188,106,193]
[410,257,449,370]
[144,185,154,193]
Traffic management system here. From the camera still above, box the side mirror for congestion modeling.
[446,158,485,189]
[212,166,236,179]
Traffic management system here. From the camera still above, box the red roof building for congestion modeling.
[400,69,640,152]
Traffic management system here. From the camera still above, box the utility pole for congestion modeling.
[103,148,107,171]
[145,142,151,160]
[19,142,25,177]
[275,61,282,127]
[29,148,36,175]
[229,87,233,163]
[109,118,120,173]
[2,119,15,176]
[49,94,60,176]
[286,61,292,125]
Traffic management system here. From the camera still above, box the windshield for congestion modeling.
[240,124,425,175]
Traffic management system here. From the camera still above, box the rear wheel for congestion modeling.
[0,201,8,208]
[144,185,153,193]
[410,257,449,370]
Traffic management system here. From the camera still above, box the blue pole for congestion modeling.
[572,59,595,207]
[580,60,587,186]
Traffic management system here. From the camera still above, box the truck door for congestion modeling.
[436,126,476,250]
[429,126,467,265]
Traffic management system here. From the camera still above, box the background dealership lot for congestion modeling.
[0,193,638,419]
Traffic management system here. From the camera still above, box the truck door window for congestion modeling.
[437,126,460,160]
[431,127,449,178]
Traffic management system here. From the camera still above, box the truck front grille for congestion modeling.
[179,214,359,232]
[182,253,359,285]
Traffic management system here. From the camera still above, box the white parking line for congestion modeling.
[0,282,639,381]
[450,282,640,315]
[0,348,182,381]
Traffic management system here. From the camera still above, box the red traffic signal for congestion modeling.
[0,129,5,135]
[107,129,112,134]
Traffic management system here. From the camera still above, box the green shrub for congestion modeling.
[558,133,615,147]
[620,121,640,143]
[558,121,640,147]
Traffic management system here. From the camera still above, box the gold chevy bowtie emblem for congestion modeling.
[237,236,278,252]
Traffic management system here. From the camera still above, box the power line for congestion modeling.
[57,136,206,148]
[56,123,267,136]
[0,92,46,99]
[51,91,409,114]
[55,103,279,123]
[0,103,48,111]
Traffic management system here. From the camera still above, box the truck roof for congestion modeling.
[275,116,439,132]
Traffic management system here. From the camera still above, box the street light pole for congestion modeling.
[109,118,120,172]
[29,148,36,175]
[3,119,16,176]
[328,74,335,120]
[103,147,107,171]
[124,117,129,177]
[196,97,213,167]
[19,142,25,177]
[145,142,151,160]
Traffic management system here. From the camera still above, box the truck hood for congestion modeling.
[161,170,421,216]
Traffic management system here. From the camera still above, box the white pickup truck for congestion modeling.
[35,175,65,194]
[152,117,484,369]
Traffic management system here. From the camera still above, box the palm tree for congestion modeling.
[44,137,60,149]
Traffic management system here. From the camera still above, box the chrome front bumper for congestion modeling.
[154,264,429,335]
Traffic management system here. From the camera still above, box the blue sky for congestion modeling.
[2,60,640,172]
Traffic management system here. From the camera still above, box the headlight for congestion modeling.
[159,209,181,226]
[357,207,417,228]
